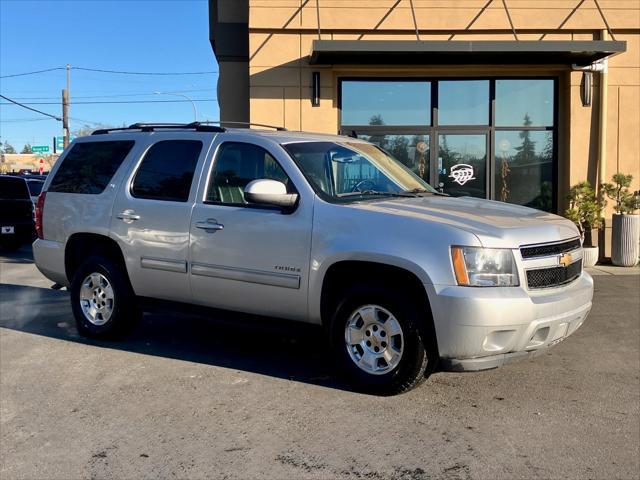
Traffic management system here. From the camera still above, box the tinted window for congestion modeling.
[207,142,290,204]
[26,180,44,196]
[131,140,202,202]
[341,81,431,126]
[437,80,489,125]
[49,141,134,194]
[496,79,554,127]
[0,177,30,200]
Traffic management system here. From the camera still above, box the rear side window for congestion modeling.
[131,140,202,202]
[49,141,134,194]
[0,177,30,200]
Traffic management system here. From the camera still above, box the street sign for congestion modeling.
[55,136,75,151]
[32,145,49,153]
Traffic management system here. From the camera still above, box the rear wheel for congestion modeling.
[330,285,433,395]
[70,255,140,338]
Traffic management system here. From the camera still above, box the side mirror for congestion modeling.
[244,179,298,209]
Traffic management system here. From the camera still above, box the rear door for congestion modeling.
[110,133,214,302]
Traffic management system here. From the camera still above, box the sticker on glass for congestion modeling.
[448,164,476,186]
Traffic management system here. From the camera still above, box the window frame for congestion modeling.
[129,139,204,203]
[203,141,298,211]
[338,76,559,212]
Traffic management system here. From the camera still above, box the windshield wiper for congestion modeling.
[403,188,449,196]
[338,190,418,198]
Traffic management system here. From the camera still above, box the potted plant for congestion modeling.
[565,181,603,267]
[601,173,640,267]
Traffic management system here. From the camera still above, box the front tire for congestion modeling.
[70,255,140,339]
[330,285,433,395]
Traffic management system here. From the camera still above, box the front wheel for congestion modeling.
[70,255,140,339]
[330,286,433,395]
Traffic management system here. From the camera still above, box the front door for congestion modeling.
[435,133,488,198]
[189,140,312,321]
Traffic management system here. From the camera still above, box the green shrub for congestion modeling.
[565,181,603,241]
[601,173,640,214]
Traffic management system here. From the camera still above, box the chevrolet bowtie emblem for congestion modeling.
[559,252,573,267]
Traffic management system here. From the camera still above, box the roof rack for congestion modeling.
[200,120,287,131]
[91,122,226,135]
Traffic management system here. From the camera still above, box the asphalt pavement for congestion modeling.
[1,245,639,479]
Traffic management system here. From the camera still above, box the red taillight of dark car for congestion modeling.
[35,191,46,239]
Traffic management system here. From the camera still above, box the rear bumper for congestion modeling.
[426,272,593,370]
[32,238,68,286]
[0,221,34,243]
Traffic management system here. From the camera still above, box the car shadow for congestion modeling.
[0,243,36,264]
[0,282,349,391]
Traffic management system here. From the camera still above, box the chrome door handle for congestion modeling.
[195,219,224,233]
[117,209,140,223]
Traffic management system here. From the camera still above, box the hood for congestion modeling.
[348,195,579,248]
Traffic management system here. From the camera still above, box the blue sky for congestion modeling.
[0,0,219,151]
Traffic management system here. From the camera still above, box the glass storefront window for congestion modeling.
[437,134,487,199]
[341,81,431,126]
[359,134,430,181]
[339,78,556,211]
[438,80,489,125]
[495,79,554,127]
[495,130,554,211]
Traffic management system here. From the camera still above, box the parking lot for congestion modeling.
[1,245,639,480]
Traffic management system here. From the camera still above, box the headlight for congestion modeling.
[451,247,519,287]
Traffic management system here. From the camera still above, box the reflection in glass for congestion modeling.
[495,130,553,211]
[438,134,486,198]
[341,81,430,126]
[360,134,430,182]
[496,80,554,127]
[438,80,489,125]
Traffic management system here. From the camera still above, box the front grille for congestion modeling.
[526,260,582,289]
[520,238,581,259]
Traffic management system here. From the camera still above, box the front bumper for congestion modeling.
[426,272,593,371]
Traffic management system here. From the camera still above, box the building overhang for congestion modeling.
[309,40,626,66]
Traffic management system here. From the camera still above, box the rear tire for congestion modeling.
[70,255,140,339]
[330,284,434,395]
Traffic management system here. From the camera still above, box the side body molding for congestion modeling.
[191,262,301,289]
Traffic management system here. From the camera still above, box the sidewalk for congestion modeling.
[586,264,640,276]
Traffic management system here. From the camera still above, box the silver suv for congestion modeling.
[33,123,593,395]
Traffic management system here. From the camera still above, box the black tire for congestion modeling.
[70,255,140,339]
[330,284,435,395]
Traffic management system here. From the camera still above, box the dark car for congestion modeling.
[0,176,36,251]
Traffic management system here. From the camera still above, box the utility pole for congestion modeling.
[62,64,70,148]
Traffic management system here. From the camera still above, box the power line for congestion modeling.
[0,94,61,121]
[72,67,218,76]
[1,98,218,105]
[1,66,219,79]
[0,67,66,79]
[10,88,215,101]
[0,118,53,123]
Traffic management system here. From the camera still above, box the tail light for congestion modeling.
[35,191,46,239]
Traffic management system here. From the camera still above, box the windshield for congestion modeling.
[284,141,436,201]
[26,180,44,196]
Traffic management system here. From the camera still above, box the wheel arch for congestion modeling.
[318,259,439,358]
[64,232,128,284]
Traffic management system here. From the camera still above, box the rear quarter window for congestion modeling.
[48,140,134,194]
[0,177,30,200]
